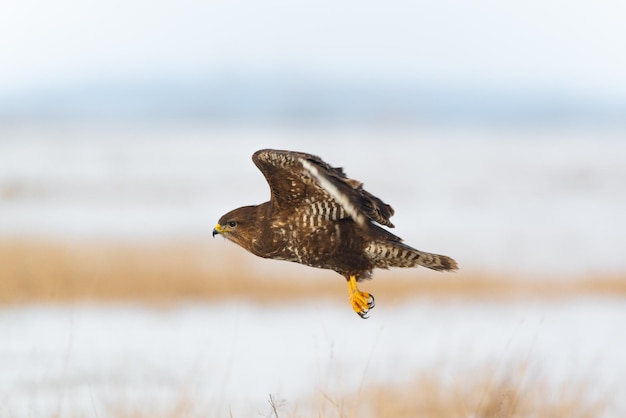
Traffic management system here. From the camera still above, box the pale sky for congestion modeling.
[1,0,625,97]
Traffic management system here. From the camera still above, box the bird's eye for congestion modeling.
[228,221,237,227]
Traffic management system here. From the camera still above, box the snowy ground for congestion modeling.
[1,125,626,276]
[1,125,625,416]
[1,300,625,417]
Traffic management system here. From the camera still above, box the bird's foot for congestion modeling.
[347,275,375,319]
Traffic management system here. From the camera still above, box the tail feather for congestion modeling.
[365,241,458,272]
[412,250,458,271]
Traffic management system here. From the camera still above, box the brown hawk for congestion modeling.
[213,149,458,318]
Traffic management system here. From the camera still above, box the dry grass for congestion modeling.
[359,370,607,418]
[0,239,337,304]
[101,364,611,418]
[1,239,624,305]
[2,240,619,417]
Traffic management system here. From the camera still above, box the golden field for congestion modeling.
[1,239,622,418]
[1,239,624,305]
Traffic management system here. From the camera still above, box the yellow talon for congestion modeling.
[347,275,375,319]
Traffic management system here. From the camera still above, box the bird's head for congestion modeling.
[213,205,258,249]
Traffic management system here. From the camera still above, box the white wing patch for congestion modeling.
[300,157,367,228]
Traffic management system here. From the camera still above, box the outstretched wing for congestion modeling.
[252,149,395,228]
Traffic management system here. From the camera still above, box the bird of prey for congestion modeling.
[213,149,458,318]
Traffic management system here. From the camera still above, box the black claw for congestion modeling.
[358,310,369,319]
[369,294,376,309]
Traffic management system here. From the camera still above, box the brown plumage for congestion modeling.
[213,149,458,318]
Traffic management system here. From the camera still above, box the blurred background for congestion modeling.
[1,1,626,417]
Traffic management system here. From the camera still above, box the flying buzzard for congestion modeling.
[213,149,457,318]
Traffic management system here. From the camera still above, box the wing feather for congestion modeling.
[252,149,395,228]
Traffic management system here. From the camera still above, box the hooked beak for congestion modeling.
[212,223,222,238]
